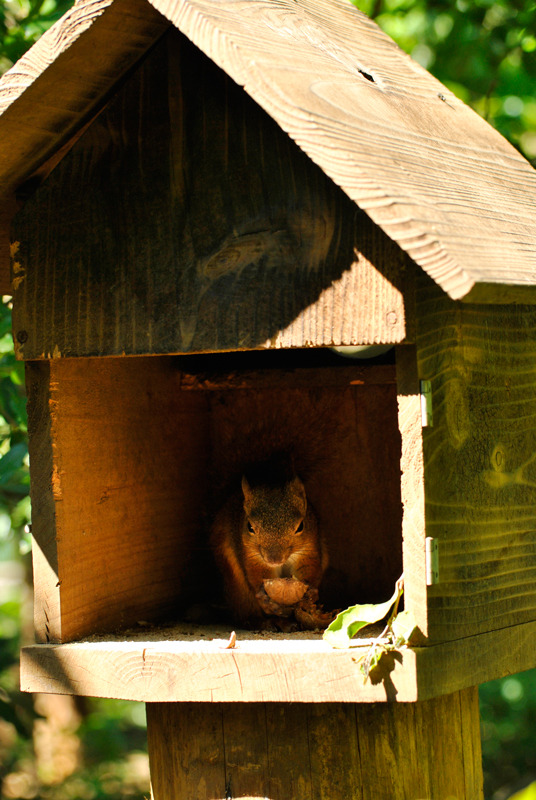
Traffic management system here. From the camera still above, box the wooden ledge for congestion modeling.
[20,625,418,703]
[20,619,536,703]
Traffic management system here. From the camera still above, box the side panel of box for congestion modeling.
[26,361,61,642]
[27,357,210,642]
[417,276,536,643]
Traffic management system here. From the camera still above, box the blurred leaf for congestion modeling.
[0,696,33,737]
[0,0,73,71]
[0,442,27,482]
[0,634,18,670]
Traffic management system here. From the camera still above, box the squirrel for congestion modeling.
[210,454,328,628]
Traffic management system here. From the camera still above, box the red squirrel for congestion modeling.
[210,455,328,628]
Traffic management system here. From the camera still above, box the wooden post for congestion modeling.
[147,688,483,800]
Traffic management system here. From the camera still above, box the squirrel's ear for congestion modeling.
[241,475,252,500]
[289,475,306,505]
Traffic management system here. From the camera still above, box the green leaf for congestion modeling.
[323,582,401,648]
[391,609,418,647]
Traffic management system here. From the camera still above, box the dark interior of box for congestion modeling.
[45,347,403,640]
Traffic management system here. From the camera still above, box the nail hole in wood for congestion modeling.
[358,68,375,83]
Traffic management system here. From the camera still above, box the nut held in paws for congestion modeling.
[263,578,308,605]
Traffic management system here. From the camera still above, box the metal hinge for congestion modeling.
[420,380,433,427]
[425,537,439,585]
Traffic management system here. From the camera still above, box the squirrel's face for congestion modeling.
[241,475,307,567]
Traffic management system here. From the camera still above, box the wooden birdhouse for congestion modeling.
[2,0,536,796]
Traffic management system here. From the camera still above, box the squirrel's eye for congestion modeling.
[295,520,304,534]
[247,521,255,534]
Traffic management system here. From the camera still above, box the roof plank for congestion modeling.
[148,0,536,301]
[0,0,169,193]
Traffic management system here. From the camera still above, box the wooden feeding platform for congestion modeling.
[1,0,536,795]
[23,618,536,705]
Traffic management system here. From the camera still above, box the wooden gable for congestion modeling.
[10,28,412,358]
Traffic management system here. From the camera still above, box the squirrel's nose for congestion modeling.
[261,548,287,566]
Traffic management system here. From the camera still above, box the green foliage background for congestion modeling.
[0,0,536,798]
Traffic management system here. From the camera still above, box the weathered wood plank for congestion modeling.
[151,0,536,303]
[147,703,226,799]
[357,702,430,798]
[265,704,312,800]
[19,616,536,703]
[145,693,482,799]
[20,634,420,702]
[221,704,269,799]
[0,0,169,195]
[25,362,61,642]
[396,345,428,640]
[26,356,211,643]
[458,686,486,798]
[416,275,536,642]
[307,704,362,800]
[12,29,411,359]
[356,687,483,800]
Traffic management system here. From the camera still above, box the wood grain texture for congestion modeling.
[219,704,269,798]
[142,693,484,799]
[356,687,483,800]
[147,0,536,303]
[417,275,536,643]
[12,29,411,359]
[25,362,61,642]
[20,617,536,703]
[396,345,428,640]
[146,703,226,799]
[21,634,420,702]
[265,704,312,800]
[26,356,210,643]
[0,0,169,195]
[306,704,362,799]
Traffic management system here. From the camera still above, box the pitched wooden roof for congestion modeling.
[1,0,536,302]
